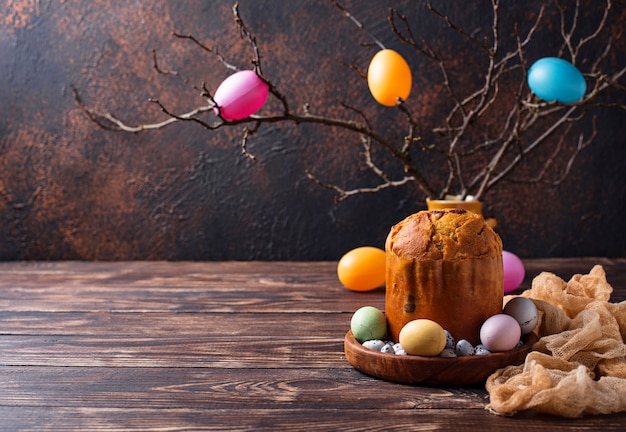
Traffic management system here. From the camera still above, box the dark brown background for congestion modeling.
[1,0,625,261]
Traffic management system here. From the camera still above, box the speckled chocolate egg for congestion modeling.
[444,330,455,350]
[362,339,386,351]
[455,339,475,356]
[474,344,492,356]
[439,348,457,358]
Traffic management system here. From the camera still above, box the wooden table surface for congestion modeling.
[1,258,625,431]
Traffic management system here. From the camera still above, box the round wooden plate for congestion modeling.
[344,330,537,386]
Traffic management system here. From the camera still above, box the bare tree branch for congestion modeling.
[74,0,626,204]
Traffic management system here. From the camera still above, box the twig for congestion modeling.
[306,169,415,203]
[172,33,239,72]
[328,0,386,50]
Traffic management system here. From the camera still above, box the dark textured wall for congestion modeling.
[1,0,625,261]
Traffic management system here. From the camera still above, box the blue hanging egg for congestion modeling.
[527,57,586,103]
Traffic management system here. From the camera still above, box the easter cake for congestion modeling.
[385,209,503,345]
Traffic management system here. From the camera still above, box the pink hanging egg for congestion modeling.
[213,70,269,120]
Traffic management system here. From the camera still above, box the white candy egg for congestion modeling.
[380,343,395,354]
[362,339,386,351]
[392,343,404,354]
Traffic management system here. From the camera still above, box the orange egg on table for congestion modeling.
[337,246,386,292]
[367,49,412,106]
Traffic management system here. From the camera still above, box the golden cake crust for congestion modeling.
[386,209,501,261]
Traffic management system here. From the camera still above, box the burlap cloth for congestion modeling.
[486,265,626,417]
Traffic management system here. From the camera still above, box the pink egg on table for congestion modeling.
[503,250,525,294]
[213,70,269,121]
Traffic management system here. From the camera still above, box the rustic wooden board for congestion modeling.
[0,259,625,430]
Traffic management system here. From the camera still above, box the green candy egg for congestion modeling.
[350,306,387,343]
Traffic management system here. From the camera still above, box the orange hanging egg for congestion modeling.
[367,49,412,106]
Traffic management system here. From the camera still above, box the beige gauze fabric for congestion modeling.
[486,265,626,417]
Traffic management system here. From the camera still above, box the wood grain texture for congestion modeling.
[0,259,625,430]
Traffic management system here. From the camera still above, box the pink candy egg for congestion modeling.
[480,314,521,352]
[213,70,269,120]
[503,250,525,293]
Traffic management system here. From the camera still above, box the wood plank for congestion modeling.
[0,261,384,313]
[0,261,338,276]
[0,312,352,337]
[2,407,626,431]
[0,288,384,313]
[0,366,488,410]
[0,335,348,368]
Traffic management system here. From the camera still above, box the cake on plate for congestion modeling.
[385,209,503,345]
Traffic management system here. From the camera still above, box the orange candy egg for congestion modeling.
[337,246,386,292]
[367,49,412,106]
